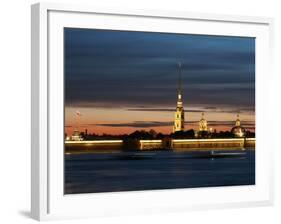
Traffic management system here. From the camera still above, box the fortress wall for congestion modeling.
[65,140,124,152]
[140,138,255,150]
[172,139,243,150]
[172,138,255,150]
[244,138,256,148]
[139,140,163,150]
[64,138,255,152]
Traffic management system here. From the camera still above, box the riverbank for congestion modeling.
[65,138,255,154]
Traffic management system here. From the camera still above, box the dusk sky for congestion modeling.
[64,28,255,135]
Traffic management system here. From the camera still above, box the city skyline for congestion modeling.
[64,28,255,136]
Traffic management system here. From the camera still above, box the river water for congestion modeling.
[64,149,255,194]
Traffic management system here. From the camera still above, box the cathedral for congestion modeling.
[172,63,247,137]
[173,62,185,132]
[231,114,246,137]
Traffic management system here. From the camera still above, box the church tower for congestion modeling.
[173,62,185,132]
[235,114,241,127]
[199,112,208,131]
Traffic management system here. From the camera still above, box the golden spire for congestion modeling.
[178,62,182,96]
[173,62,185,132]
[177,62,183,105]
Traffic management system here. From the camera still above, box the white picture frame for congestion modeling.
[31,2,274,221]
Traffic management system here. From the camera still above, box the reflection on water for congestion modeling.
[64,149,255,194]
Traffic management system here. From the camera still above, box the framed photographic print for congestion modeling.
[31,2,274,221]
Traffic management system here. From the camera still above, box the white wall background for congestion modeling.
[0,0,279,223]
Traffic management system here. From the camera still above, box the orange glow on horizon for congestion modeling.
[64,106,255,136]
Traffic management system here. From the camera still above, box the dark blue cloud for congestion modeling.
[64,28,255,110]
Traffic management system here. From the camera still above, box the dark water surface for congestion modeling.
[64,149,255,194]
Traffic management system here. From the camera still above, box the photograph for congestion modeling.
[64,28,255,194]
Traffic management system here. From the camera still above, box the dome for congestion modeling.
[231,114,246,137]
[231,126,246,137]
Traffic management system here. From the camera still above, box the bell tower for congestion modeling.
[199,112,208,131]
[235,114,241,127]
[173,62,185,132]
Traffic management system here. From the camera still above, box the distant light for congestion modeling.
[65,140,123,144]
[139,140,162,143]
[172,138,244,143]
